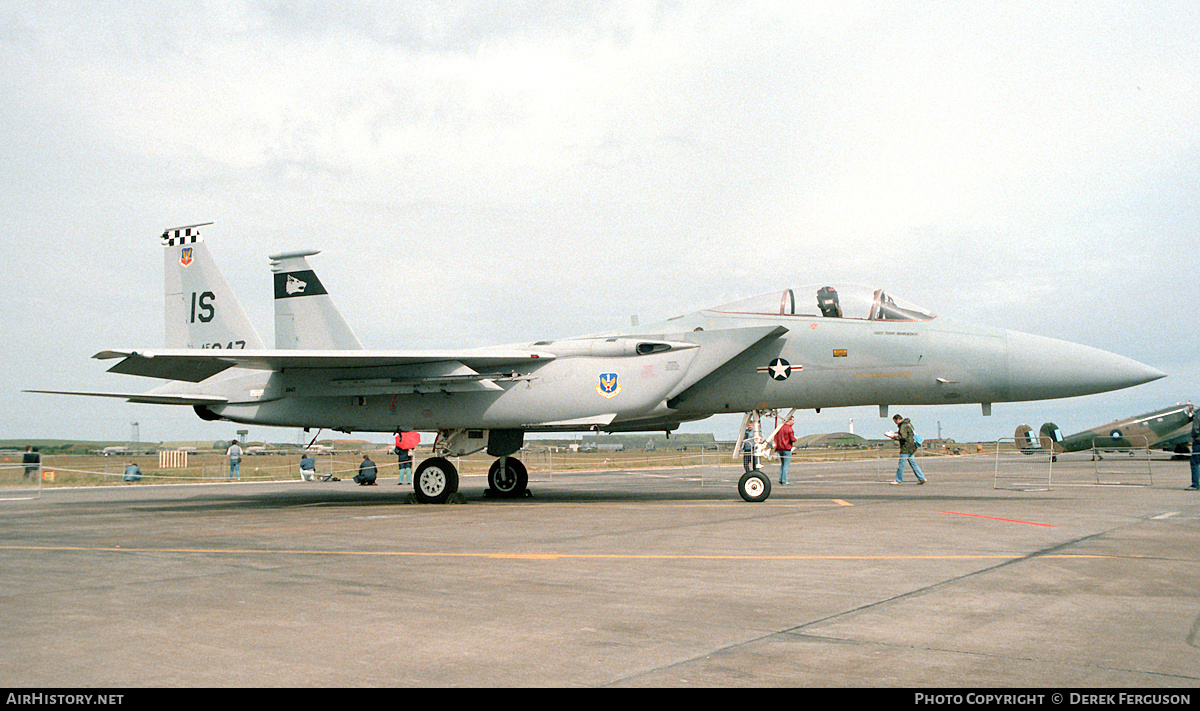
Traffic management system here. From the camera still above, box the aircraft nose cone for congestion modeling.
[1005,330,1165,401]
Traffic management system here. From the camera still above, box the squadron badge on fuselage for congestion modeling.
[597,373,621,399]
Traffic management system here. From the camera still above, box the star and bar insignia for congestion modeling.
[757,358,801,381]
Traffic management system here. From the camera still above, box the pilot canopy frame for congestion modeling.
[710,284,936,322]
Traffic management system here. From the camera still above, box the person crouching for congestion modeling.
[354,455,378,486]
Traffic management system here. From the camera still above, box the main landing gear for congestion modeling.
[409,455,529,503]
[408,429,533,504]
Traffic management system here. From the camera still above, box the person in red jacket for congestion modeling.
[774,416,797,485]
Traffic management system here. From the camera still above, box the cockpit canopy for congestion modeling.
[711,284,936,321]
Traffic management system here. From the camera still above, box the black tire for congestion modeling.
[738,470,772,502]
[414,457,459,504]
[487,457,528,497]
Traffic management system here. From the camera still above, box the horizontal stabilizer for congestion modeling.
[24,389,228,406]
[95,350,237,382]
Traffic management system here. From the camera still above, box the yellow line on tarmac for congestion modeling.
[511,499,854,509]
[0,544,1144,562]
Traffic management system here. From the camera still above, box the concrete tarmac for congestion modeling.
[1,453,1198,688]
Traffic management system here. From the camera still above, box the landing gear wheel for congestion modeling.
[738,470,772,502]
[487,457,528,498]
[414,457,459,504]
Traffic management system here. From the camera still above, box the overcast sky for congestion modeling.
[2,1,1196,445]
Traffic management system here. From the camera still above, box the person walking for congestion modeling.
[774,416,796,485]
[889,414,926,485]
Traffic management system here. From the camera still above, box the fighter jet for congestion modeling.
[31,225,1166,502]
[1016,403,1194,459]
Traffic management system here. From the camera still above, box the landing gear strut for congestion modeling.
[735,409,794,502]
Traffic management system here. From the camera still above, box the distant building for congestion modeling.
[795,432,869,448]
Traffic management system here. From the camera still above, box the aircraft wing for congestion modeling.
[25,389,229,406]
[1151,431,1193,449]
[663,325,789,406]
[93,349,557,383]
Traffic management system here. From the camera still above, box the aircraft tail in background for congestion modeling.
[1038,422,1065,452]
[1014,422,1064,453]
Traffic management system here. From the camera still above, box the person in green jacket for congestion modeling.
[889,414,927,485]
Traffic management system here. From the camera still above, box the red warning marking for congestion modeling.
[939,511,1055,527]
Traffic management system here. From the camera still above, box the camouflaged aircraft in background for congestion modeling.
[32,224,1166,502]
[1016,403,1194,460]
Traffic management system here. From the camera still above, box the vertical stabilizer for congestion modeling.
[1039,422,1066,453]
[269,250,362,350]
[162,224,265,350]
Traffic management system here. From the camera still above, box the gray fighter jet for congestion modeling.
[32,225,1165,502]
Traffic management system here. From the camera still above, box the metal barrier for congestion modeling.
[995,435,1155,489]
[0,450,373,486]
[1090,435,1153,486]
[993,438,1052,491]
[687,449,730,487]
[518,449,554,483]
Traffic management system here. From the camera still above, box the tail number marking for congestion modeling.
[190,291,215,323]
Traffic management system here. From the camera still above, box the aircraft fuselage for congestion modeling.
[1050,404,1194,453]
[204,309,1161,435]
